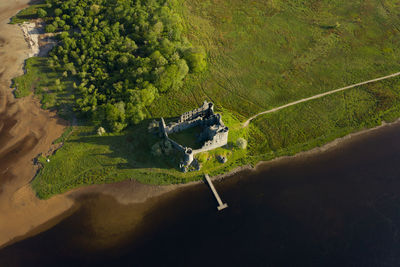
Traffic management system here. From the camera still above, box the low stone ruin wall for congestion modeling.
[166,117,202,134]
[168,137,185,153]
[192,130,228,154]
[158,101,228,170]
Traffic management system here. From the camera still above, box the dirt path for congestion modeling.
[243,72,400,127]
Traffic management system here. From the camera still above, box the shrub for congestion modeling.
[148,120,159,133]
[184,47,207,73]
[163,140,174,155]
[196,152,209,163]
[45,24,56,33]
[97,127,106,136]
[236,138,247,149]
[37,8,47,18]
[151,142,163,156]
[54,8,62,16]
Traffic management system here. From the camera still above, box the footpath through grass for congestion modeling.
[248,77,400,161]
[14,0,400,198]
[150,0,400,117]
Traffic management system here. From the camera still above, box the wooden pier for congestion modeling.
[204,174,228,211]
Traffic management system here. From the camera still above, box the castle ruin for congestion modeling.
[159,101,229,171]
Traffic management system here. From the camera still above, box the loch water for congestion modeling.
[2,123,400,266]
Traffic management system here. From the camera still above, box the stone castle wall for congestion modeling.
[178,101,214,123]
[165,117,203,134]
[193,129,228,154]
[158,101,228,170]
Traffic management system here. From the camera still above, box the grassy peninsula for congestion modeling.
[12,0,400,199]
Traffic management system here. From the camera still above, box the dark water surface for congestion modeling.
[2,124,400,266]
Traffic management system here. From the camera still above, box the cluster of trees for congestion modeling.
[42,0,206,132]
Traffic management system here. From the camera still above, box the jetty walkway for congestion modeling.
[204,174,228,211]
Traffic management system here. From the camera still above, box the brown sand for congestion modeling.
[0,0,75,248]
[2,0,400,251]
[0,2,183,249]
[0,2,176,249]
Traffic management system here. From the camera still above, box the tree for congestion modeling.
[65,63,76,75]
[126,103,146,124]
[118,55,129,66]
[37,8,47,18]
[104,102,126,132]
[140,84,157,106]
[151,51,168,67]
[184,47,207,73]
[151,142,162,156]
[54,8,62,17]
[45,0,207,132]
[90,4,101,15]
[45,24,56,33]
[71,16,79,26]
[58,20,66,28]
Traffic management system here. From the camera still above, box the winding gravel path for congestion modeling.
[243,72,400,127]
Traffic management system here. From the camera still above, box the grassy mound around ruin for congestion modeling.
[32,110,249,199]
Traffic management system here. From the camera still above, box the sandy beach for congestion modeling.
[3,0,400,251]
[0,0,74,248]
[0,0,186,247]
[0,0,188,243]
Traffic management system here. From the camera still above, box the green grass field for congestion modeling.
[14,0,400,198]
[168,125,204,149]
[32,111,249,198]
[150,0,400,117]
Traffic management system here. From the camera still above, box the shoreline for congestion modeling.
[0,0,72,251]
[3,116,398,250]
[2,0,400,251]
[85,117,400,207]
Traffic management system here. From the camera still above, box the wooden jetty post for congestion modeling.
[204,174,228,211]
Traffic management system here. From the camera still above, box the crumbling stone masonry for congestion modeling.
[159,101,229,171]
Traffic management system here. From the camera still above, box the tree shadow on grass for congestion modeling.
[68,119,183,172]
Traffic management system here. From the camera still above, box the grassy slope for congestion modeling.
[9,4,46,24]
[151,0,400,117]
[20,0,400,198]
[13,57,76,117]
[32,112,248,198]
[248,78,400,161]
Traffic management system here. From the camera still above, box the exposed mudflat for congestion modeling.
[3,0,400,257]
[0,3,183,246]
[0,3,209,246]
[0,0,75,248]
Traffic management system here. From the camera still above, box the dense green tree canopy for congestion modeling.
[45,0,206,131]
